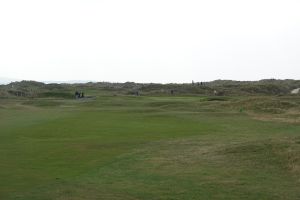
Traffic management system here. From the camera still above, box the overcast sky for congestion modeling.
[0,0,299,83]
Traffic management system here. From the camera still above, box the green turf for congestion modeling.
[0,96,300,199]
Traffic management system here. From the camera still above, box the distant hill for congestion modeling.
[0,79,300,98]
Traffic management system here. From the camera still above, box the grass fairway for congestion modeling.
[1,96,300,199]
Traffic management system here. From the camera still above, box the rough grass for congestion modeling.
[0,95,300,199]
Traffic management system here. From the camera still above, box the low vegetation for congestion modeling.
[0,80,299,199]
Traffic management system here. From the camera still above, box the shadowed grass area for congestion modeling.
[0,96,300,199]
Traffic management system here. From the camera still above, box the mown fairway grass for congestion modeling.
[0,96,300,199]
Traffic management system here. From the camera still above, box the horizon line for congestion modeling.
[1,77,299,85]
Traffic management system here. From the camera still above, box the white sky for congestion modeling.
[0,0,300,83]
